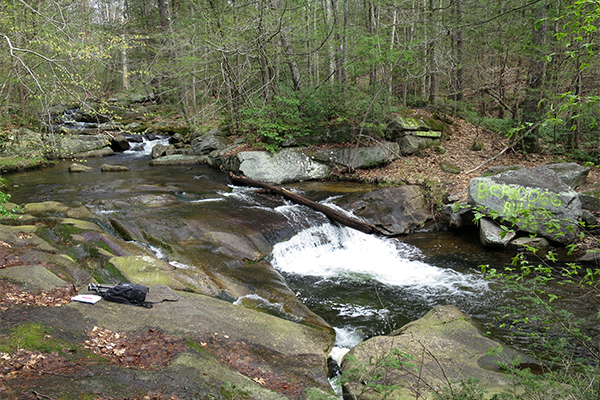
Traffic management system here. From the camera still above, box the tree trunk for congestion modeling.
[452,0,464,102]
[521,3,548,153]
[229,173,385,236]
[281,31,302,92]
[427,0,438,104]
[323,0,336,85]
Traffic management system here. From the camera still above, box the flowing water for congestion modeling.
[5,140,599,364]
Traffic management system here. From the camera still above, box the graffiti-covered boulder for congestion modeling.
[467,166,582,245]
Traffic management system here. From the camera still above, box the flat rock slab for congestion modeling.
[310,142,399,170]
[0,265,67,291]
[236,149,331,184]
[149,155,203,166]
[0,284,335,399]
[388,116,430,132]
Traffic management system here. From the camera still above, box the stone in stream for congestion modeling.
[69,162,93,173]
[101,164,130,172]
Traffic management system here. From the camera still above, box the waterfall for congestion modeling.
[268,201,490,365]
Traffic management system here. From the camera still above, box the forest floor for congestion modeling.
[350,109,600,201]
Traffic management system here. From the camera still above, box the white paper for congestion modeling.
[71,294,102,304]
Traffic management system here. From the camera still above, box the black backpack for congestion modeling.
[88,283,179,308]
[103,283,152,308]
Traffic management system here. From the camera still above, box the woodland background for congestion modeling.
[1,0,599,158]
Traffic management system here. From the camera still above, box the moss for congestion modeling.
[0,323,70,354]
[109,218,134,241]
[185,338,209,354]
[141,230,173,252]
[54,223,85,238]
[0,156,51,173]
[93,262,130,284]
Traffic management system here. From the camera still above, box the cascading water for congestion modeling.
[268,200,491,364]
[124,136,170,156]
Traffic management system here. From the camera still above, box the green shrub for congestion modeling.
[237,85,388,152]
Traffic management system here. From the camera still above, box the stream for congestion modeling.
[5,139,600,365]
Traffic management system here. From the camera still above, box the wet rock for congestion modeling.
[151,143,169,159]
[109,134,130,151]
[170,132,185,144]
[507,236,551,251]
[73,146,114,158]
[479,217,515,248]
[442,202,475,229]
[69,163,92,173]
[335,186,431,235]
[101,164,130,172]
[149,155,203,165]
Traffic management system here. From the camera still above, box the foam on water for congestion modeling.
[124,136,170,156]
[270,222,486,293]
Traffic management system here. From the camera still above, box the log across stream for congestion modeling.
[228,173,385,236]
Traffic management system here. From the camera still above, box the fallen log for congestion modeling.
[229,173,384,236]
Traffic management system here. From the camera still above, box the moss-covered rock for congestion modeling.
[342,305,537,400]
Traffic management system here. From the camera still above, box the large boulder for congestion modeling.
[544,162,590,188]
[335,186,431,235]
[479,217,516,248]
[224,144,401,184]
[43,133,110,159]
[342,305,538,400]
[109,134,130,151]
[232,149,332,184]
[309,141,399,170]
[386,116,443,155]
[149,154,203,166]
[398,134,440,155]
[101,164,130,172]
[189,128,233,155]
[467,166,582,245]
[0,128,45,157]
